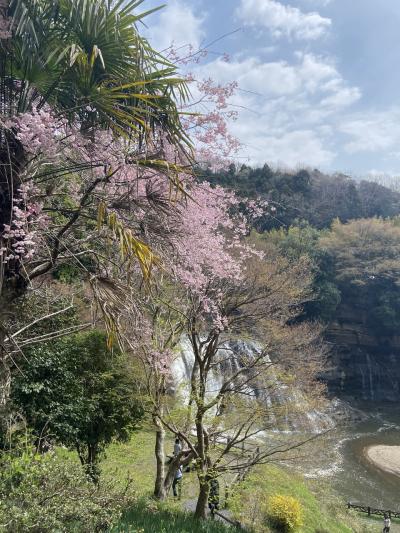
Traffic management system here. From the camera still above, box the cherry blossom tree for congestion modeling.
[162,246,326,519]
[122,173,326,515]
[160,43,242,168]
[0,0,191,412]
[122,177,259,499]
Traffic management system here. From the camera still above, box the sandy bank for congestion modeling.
[365,445,400,477]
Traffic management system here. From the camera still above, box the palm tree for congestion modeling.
[6,0,189,137]
[0,0,191,292]
[0,0,192,406]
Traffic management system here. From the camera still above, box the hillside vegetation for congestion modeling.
[201,165,400,230]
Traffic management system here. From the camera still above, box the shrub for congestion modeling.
[266,494,303,532]
[11,330,144,480]
[0,447,135,532]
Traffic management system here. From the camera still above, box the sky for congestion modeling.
[140,0,400,177]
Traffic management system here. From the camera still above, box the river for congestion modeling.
[174,343,400,509]
[305,402,400,510]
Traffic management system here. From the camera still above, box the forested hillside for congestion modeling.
[205,164,400,401]
[201,164,400,230]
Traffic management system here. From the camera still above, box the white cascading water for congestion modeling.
[170,337,335,434]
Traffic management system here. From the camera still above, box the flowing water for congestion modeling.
[172,339,400,510]
[305,402,400,510]
[172,338,335,432]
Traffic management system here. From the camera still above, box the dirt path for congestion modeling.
[183,499,239,527]
[360,516,400,532]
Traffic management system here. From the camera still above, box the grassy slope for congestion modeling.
[101,428,200,501]
[99,429,368,532]
[114,501,238,533]
[102,429,157,494]
[229,464,360,532]
[264,465,353,533]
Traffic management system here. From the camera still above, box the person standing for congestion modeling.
[383,513,391,533]
[173,438,182,457]
[208,478,220,518]
[172,465,183,499]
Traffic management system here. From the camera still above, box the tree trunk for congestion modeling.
[163,453,181,496]
[0,324,9,410]
[153,415,167,499]
[162,449,195,497]
[0,290,21,418]
[76,442,100,483]
[195,479,209,519]
[194,412,210,520]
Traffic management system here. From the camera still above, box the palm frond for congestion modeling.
[6,0,192,153]
[97,201,159,281]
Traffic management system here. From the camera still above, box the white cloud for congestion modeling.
[340,109,400,154]
[196,52,359,106]
[235,127,335,167]
[295,52,336,92]
[301,0,332,6]
[236,0,331,40]
[366,169,400,178]
[199,57,301,96]
[191,51,361,167]
[228,91,337,166]
[320,86,361,108]
[146,0,206,52]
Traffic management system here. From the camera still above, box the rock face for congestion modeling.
[323,304,400,402]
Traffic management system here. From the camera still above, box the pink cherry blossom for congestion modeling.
[0,1,11,39]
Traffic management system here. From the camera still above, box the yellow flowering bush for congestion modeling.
[266,494,303,532]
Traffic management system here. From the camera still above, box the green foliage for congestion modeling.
[258,217,400,333]
[266,494,303,532]
[228,464,359,533]
[7,293,78,341]
[52,254,97,283]
[321,218,400,285]
[321,218,400,333]
[0,445,135,532]
[8,0,190,144]
[52,262,83,283]
[257,223,341,322]
[11,330,144,478]
[201,165,400,231]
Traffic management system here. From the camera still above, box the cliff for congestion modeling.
[323,303,400,402]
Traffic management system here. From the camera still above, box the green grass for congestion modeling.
[57,431,231,531]
[229,463,367,532]
[113,500,237,533]
[101,428,200,502]
[56,429,371,532]
[101,428,159,494]
[55,428,162,495]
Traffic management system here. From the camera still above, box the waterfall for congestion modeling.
[365,353,375,401]
[170,337,335,433]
